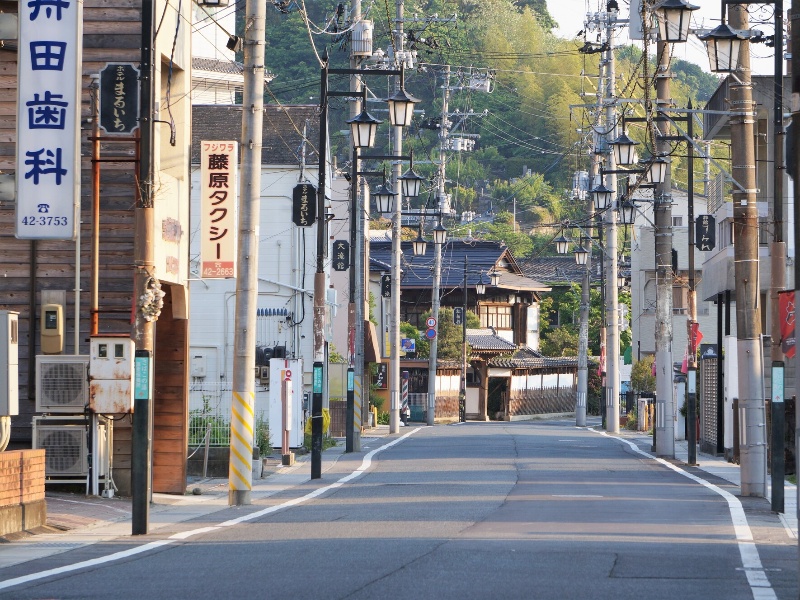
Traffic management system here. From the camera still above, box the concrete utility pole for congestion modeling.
[729,5,765,497]
[228,0,266,506]
[654,38,675,458]
[426,65,450,427]
[603,6,620,434]
[389,0,405,434]
[576,158,599,428]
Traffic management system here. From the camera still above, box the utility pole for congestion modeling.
[768,0,785,514]
[791,0,800,576]
[654,37,675,457]
[729,5,765,497]
[131,0,156,535]
[349,0,363,453]
[460,255,468,423]
[576,162,599,428]
[426,65,450,427]
[389,0,405,434]
[603,4,620,434]
[228,0,266,506]
[685,101,697,466]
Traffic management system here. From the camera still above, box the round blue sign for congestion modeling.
[425,328,436,340]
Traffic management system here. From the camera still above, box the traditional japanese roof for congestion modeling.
[191,104,319,166]
[466,328,517,352]
[369,239,550,292]
[488,346,579,369]
[192,57,245,76]
[518,255,601,286]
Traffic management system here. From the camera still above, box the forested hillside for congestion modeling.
[240,0,719,258]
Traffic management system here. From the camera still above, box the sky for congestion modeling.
[546,0,780,76]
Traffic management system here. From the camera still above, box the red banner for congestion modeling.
[779,290,796,359]
[689,322,703,355]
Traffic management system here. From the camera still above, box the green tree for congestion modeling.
[631,356,656,394]
[540,327,579,356]
[400,322,428,358]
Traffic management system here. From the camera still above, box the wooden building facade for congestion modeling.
[0,0,193,495]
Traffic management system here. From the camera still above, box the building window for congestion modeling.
[673,284,687,314]
[672,216,683,227]
[479,304,512,329]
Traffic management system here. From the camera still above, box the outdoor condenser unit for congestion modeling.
[35,355,89,413]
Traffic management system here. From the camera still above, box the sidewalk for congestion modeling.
[0,426,391,569]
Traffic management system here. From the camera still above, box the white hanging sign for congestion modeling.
[200,141,238,278]
[16,0,83,240]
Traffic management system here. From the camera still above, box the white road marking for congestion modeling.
[0,428,421,592]
[592,429,777,600]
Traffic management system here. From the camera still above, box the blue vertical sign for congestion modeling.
[16,0,82,240]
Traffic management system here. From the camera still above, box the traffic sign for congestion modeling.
[425,328,437,340]
[426,316,437,328]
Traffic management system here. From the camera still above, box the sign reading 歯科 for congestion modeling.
[16,0,83,240]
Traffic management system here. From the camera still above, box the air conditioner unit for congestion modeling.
[33,419,109,478]
[36,355,89,413]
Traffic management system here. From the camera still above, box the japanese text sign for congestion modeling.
[695,214,716,251]
[16,0,83,240]
[200,141,238,278]
[99,63,140,134]
[292,183,316,227]
[332,240,350,272]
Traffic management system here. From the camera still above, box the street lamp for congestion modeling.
[432,220,447,245]
[386,69,420,127]
[476,272,490,296]
[554,234,571,255]
[609,131,639,166]
[489,269,501,287]
[347,107,382,148]
[372,181,396,214]
[654,0,699,43]
[591,183,614,212]
[698,22,747,73]
[574,243,589,266]
[619,198,637,226]
[399,154,424,198]
[412,223,428,257]
[644,156,669,185]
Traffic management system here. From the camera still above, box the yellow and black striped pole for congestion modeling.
[229,391,255,496]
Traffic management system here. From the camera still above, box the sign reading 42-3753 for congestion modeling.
[16,0,83,240]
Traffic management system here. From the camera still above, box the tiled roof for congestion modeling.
[488,346,579,368]
[369,239,549,291]
[192,105,320,166]
[192,57,244,75]
[519,255,601,286]
[466,328,517,352]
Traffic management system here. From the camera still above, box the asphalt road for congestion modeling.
[1,420,797,599]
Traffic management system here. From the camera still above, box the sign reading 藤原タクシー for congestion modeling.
[16,0,83,240]
[200,141,238,278]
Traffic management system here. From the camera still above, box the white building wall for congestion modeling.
[188,163,324,420]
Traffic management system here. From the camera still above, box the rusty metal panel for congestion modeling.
[89,337,134,413]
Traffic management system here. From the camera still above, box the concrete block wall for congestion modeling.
[0,449,47,536]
